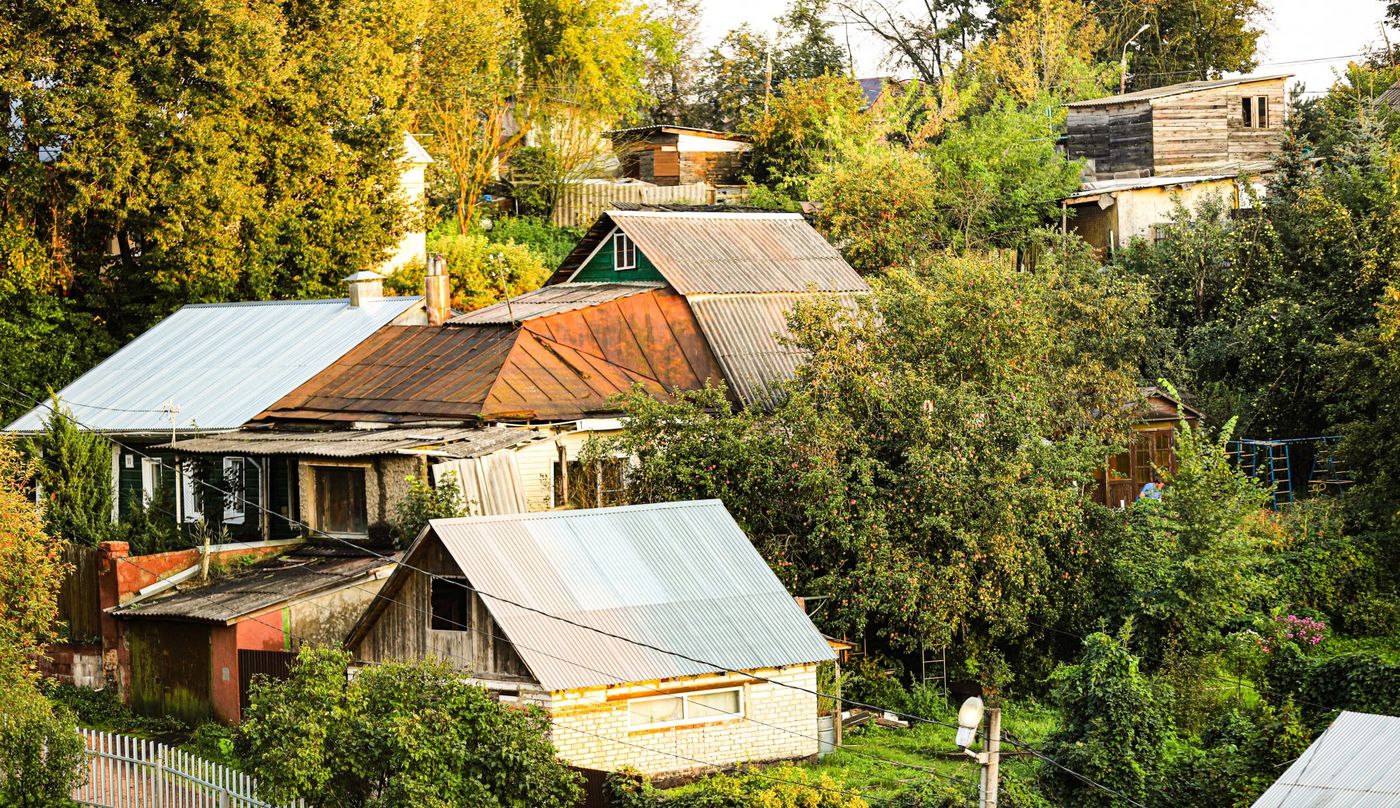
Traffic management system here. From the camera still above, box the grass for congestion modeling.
[800,700,1060,801]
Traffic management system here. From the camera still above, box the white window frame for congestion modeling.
[140,458,161,504]
[180,461,201,523]
[627,686,744,730]
[613,231,637,272]
[223,457,246,525]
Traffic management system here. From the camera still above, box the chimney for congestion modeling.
[424,253,451,326]
[344,270,385,307]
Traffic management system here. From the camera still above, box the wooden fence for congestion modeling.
[73,729,302,808]
[550,181,711,228]
[58,542,102,642]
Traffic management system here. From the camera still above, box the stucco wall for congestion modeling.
[547,665,821,776]
[287,574,391,648]
[297,455,422,537]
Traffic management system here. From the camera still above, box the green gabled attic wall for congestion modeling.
[569,228,666,283]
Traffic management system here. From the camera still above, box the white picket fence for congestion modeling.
[73,729,302,808]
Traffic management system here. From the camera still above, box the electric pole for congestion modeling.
[980,708,1001,808]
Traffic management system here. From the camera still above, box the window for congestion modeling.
[430,577,470,631]
[613,231,637,271]
[552,457,626,509]
[140,458,161,504]
[313,466,368,536]
[627,687,743,728]
[1242,96,1269,128]
[222,457,245,525]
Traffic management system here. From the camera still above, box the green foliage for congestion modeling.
[391,473,466,548]
[186,722,240,768]
[0,440,66,673]
[1263,647,1400,718]
[1041,627,1172,807]
[1110,419,1272,658]
[810,145,941,273]
[1162,701,1312,808]
[608,765,871,808]
[115,486,181,556]
[0,672,87,807]
[480,216,582,269]
[386,227,550,313]
[42,681,185,735]
[773,0,847,82]
[24,402,113,545]
[1090,0,1265,90]
[239,647,580,808]
[747,75,878,200]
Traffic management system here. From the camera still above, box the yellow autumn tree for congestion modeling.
[968,0,1116,106]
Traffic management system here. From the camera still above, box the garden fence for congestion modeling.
[73,729,302,808]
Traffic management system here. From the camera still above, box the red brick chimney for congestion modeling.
[425,253,451,326]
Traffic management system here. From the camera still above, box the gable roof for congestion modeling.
[5,297,423,434]
[448,282,664,325]
[548,211,869,294]
[1065,73,1292,108]
[1252,711,1400,807]
[357,500,834,691]
[260,287,727,423]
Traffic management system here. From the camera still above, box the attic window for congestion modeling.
[1242,96,1269,128]
[613,231,637,271]
[430,577,470,631]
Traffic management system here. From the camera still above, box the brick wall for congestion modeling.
[546,665,820,776]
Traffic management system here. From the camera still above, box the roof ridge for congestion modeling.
[428,498,724,527]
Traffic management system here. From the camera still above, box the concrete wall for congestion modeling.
[1069,179,1241,254]
[297,455,422,537]
[547,665,821,776]
[381,162,429,275]
[287,574,392,648]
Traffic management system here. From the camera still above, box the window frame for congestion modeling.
[613,231,637,272]
[222,456,246,525]
[310,463,369,537]
[429,576,471,632]
[627,686,745,730]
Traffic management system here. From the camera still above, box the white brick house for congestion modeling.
[345,500,836,776]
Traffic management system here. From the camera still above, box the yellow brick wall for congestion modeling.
[546,665,820,776]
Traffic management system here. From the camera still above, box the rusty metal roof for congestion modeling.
[5,297,423,435]
[447,283,663,325]
[403,500,835,691]
[1252,711,1400,807]
[163,426,543,458]
[261,288,728,424]
[687,293,864,408]
[113,554,394,624]
[1065,73,1292,108]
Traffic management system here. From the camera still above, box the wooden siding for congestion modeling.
[57,543,102,642]
[352,537,530,679]
[1064,103,1154,178]
[571,229,666,283]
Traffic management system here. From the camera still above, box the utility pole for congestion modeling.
[981,707,1001,808]
[763,42,773,115]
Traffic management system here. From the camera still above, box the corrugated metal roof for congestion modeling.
[448,283,664,325]
[603,211,870,295]
[1065,73,1293,107]
[263,288,727,423]
[1065,162,1274,200]
[163,426,543,458]
[5,297,422,434]
[424,500,835,691]
[687,293,864,408]
[1252,711,1400,807]
[113,554,393,623]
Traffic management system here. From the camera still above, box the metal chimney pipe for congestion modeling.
[424,253,451,326]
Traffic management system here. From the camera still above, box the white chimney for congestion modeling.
[344,270,384,308]
[424,253,451,326]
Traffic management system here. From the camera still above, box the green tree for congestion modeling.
[640,0,704,125]
[1091,0,1265,90]
[24,402,113,545]
[967,0,1116,105]
[775,0,847,81]
[1041,626,1172,807]
[746,75,878,200]
[239,647,580,808]
[392,473,467,548]
[695,25,772,130]
[384,228,549,312]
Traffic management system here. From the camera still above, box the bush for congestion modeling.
[484,215,582,268]
[24,402,113,545]
[1263,646,1400,717]
[42,682,186,735]
[1,675,87,806]
[186,722,239,768]
[391,473,466,548]
[608,765,870,808]
[385,228,549,313]
[841,657,910,714]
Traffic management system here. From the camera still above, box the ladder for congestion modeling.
[920,644,948,701]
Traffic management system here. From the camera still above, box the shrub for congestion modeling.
[484,215,582,268]
[391,473,466,548]
[385,229,549,313]
[186,722,239,768]
[42,682,186,735]
[0,673,87,806]
[608,765,870,808]
[24,402,113,545]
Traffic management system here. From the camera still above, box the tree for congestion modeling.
[383,229,549,312]
[1041,626,1172,807]
[640,0,704,125]
[840,0,990,86]
[518,0,647,120]
[1090,0,1266,90]
[24,402,113,545]
[775,0,848,81]
[239,647,580,808]
[967,0,1116,105]
[392,473,466,548]
[810,144,941,273]
[746,75,877,200]
[695,26,772,130]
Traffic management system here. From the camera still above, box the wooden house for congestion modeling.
[1060,74,1291,254]
[1093,387,1202,508]
[607,126,751,188]
[346,500,837,776]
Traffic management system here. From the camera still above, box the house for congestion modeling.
[1251,711,1400,807]
[248,209,869,507]
[1060,74,1291,253]
[108,543,397,723]
[607,125,752,188]
[1093,387,1202,508]
[379,132,434,275]
[3,272,427,531]
[856,76,904,110]
[160,426,550,542]
[345,500,837,776]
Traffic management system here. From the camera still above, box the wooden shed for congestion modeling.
[607,126,751,187]
[1093,387,1203,508]
[1064,74,1291,180]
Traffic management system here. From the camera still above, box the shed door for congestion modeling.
[238,649,296,713]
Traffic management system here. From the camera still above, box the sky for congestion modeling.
[699,0,1396,96]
